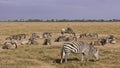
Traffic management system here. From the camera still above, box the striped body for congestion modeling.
[60,41,99,63]
[63,41,89,54]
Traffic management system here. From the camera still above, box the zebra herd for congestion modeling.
[1,27,117,63]
[2,32,52,49]
[79,33,98,38]
[59,27,117,63]
[90,35,117,46]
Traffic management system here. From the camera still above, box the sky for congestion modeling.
[0,0,120,20]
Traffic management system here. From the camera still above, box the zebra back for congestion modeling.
[62,41,89,54]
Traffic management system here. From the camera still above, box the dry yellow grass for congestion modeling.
[0,22,120,68]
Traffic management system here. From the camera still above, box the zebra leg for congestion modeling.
[65,52,70,63]
[65,53,68,63]
[81,53,84,62]
[86,56,89,62]
[60,53,64,64]
[60,49,65,64]
[60,58,63,64]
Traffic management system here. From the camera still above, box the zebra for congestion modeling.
[43,32,52,38]
[2,39,18,49]
[109,38,116,44]
[28,37,38,45]
[65,36,77,41]
[90,38,107,46]
[98,35,117,45]
[60,41,99,63]
[87,33,98,38]
[107,35,117,44]
[79,33,87,38]
[54,36,66,42]
[5,34,26,41]
[32,33,41,38]
[90,40,101,46]
[18,34,26,39]
[55,36,77,42]
[61,27,74,35]
[43,38,51,45]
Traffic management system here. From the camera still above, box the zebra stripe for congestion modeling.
[64,43,79,53]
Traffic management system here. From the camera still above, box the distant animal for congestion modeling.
[107,35,115,39]
[107,35,117,44]
[2,40,17,49]
[55,36,77,42]
[32,33,41,38]
[109,38,116,44]
[54,36,66,42]
[5,36,13,40]
[90,40,101,46]
[87,33,98,38]
[99,38,107,46]
[99,35,117,45]
[5,34,26,41]
[65,36,77,41]
[43,32,52,38]
[90,38,108,46]
[18,34,26,39]
[43,38,51,45]
[80,33,98,38]
[28,37,38,45]
[60,41,99,63]
[61,27,74,35]
[79,33,87,38]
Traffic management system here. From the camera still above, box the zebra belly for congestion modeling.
[64,48,79,54]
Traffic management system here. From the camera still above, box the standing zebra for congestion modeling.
[60,41,99,63]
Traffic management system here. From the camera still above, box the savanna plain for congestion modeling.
[0,22,120,68]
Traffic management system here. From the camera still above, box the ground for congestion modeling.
[0,22,120,68]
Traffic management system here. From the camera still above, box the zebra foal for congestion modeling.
[60,41,99,63]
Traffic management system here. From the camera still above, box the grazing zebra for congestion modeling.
[60,41,99,63]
